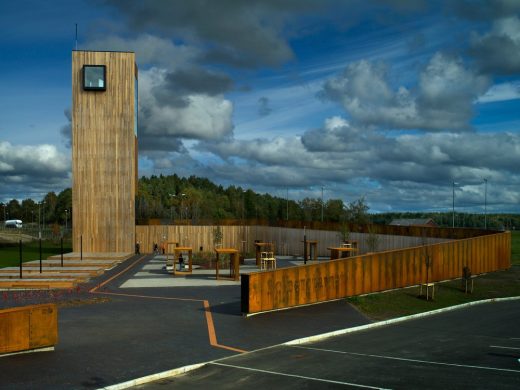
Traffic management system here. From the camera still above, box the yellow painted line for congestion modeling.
[204,300,246,353]
[203,300,218,345]
[89,255,146,293]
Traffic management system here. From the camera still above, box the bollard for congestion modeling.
[19,239,22,279]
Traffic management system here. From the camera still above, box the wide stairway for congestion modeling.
[0,253,131,290]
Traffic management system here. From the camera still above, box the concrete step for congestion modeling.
[0,267,103,277]
[0,279,77,289]
[47,252,132,261]
[0,272,90,282]
[23,259,120,269]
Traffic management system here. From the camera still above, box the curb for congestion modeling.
[99,363,206,390]
[285,296,520,346]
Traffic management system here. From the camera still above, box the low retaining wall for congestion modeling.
[0,303,58,355]
[241,232,511,314]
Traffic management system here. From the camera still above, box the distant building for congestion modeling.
[389,218,438,227]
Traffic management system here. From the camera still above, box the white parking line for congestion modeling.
[490,345,520,351]
[290,346,520,374]
[210,362,390,389]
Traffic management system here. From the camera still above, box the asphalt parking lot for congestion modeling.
[135,299,520,389]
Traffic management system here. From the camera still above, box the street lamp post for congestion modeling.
[484,178,488,229]
[181,193,186,220]
[286,188,289,221]
[321,186,324,222]
[65,209,68,231]
[452,181,456,228]
[38,201,42,239]
[42,202,46,237]
[168,194,175,222]
[242,190,246,222]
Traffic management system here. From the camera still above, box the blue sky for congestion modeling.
[1,0,520,214]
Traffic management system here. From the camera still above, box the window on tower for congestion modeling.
[83,65,106,91]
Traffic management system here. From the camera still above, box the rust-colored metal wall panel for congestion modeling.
[249,274,261,313]
[242,232,511,314]
[0,304,57,354]
[29,304,58,349]
[0,310,29,354]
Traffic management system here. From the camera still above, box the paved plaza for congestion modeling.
[1,254,518,389]
[0,254,369,389]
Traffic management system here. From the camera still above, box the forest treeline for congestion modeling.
[1,173,518,230]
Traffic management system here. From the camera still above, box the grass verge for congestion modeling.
[348,230,520,320]
[0,240,72,268]
[347,266,520,321]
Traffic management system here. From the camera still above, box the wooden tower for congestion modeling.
[72,50,137,254]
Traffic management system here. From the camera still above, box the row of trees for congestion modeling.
[1,188,72,227]
[136,174,370,223]
[1,173,517,230]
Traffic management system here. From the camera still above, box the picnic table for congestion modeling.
[327,246,358,260]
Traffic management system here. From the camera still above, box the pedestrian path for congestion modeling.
[120,257,259,288]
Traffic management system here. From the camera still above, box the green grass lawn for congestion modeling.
[0,240,72,268]
[347,266,520,321]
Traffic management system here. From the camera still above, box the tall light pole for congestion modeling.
[65,209,68,231]
[242,190,246,222]
[169,193,175,221]
[286,187,289,221]
[484,178,488,229]
[181,193,186,220]
[452,181,456,228]
[42,201,46,236]
[321,186,324,222]
[38,201,42,239]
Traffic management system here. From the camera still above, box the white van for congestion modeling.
[5,219,23,228]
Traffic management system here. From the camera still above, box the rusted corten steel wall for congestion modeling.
[241,232,511,314]
[0,304,58,355]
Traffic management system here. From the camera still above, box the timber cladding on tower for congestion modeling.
[72,50,137,253]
